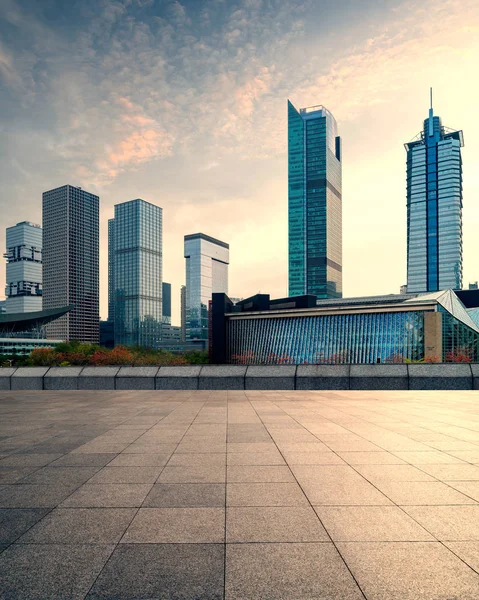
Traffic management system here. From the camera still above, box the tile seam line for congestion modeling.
[81,394,195,598]
[251,392,368,600]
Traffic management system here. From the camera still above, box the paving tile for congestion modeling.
[446,480,479,502]
[144,483,225,507]
[416,463,479,481]
[374,480,478,505]
[282,451,345,465]
[18,508,136,544]
[0,544,114,600]
[443,541,479,571]
[121,442,177,454]
[167,453,226,467]
[0,508,49,544]
[337,541,479,600]
[391,451,465,464]
[21,466,100,486]
[86,544,224,600]
[158,465,226,483]
[227,465,294,482]
[353,464,436,483]
[49,453,117,467]
[122,507,225,543]
[227,452,285,466]
[0,454,63,468]
[88,466,163,484]
[337,451,406,465]
[0,467,37,484]
[60,484,153,507]
[227,506,329,542]
[404,505,479,540]
[106,453,171,467]
[176,438,227,453]
[0,484,80,508]
[226,543,364,600]
[227,482,308,506]
[226,442,276,453]
[314,506,433,541]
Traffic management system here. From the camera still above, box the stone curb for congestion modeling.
[0,364,478,390]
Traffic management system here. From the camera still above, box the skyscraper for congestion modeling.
[180,285,186,342]
[184,233,229,340]
[110,199,162,348]
[43,185,99,342]
[288,100,342,299]
[162,282,171,324]
[4,221,42,314]
[108,218,115,323]
[406,92,464,293]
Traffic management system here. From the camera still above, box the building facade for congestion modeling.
[211,290,479,365]
[180,285,186,342]
[184,233,229,340]
[406,97,464,293]
[4,221,42,314]
[288,101,342,299]
[162,282,171,324]
[108,218,115,323]
[43,185,99,342]
[110,199,163,348]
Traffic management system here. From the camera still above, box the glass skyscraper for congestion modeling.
[288,100,342,299]
[184,233,229,340]
[406,95,464,293]
[4,221,42,314]
[43,185,99,343]
[110,199,163,348]
[162,282,171,324]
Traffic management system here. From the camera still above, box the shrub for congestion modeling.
[29,348,59,366]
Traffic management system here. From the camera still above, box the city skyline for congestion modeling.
[1,0,479,325]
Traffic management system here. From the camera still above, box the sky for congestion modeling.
[1,0,479,326]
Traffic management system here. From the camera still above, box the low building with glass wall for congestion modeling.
[210,290,479,364]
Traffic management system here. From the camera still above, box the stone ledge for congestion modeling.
[245,366,296,390]
[295,365,350,390]
[0,364,477,391]
[350,364,408,390]
[116,367,160,390]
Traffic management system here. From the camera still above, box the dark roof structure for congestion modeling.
[0,306,74,334]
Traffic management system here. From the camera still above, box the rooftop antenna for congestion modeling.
[428,87,434,137]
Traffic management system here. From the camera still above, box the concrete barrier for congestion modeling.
[296,365,350,390]
[350,364,409,390]
[245,366,296,390]
[116,366,159,390]
[0,364,478,390]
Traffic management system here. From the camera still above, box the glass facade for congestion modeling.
[288,101,342,299]
[43,185,99,343]
[406,104,464,292]
[184,233,229,340]
[108,218,115,323]
[5,221,42,314]
[229,311,425,364]
[162,282,171,324]
[226,290,479,364]
[111,199,163,348]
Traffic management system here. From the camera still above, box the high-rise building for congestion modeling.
[406,92,464,293]
[162,282,171,325]
[108,218,115,323]
[0,300,6,314]
[4,221,42,314]
[288,100,342,299]
[110,199,162,348]
[180,285,186,342]
[43,185,99,342]
[184,233,229,340]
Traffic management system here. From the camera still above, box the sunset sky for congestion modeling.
[1,0,479,325]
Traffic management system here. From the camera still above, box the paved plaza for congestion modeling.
[1,390,479,598]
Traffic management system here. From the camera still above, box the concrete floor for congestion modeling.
[1,390,479,599]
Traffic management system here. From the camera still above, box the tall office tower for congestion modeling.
[288,100,342,299]
[111,199,162,347]
[180,285,186,342]
[406,92,464,293]
[162,282,171,324]
[43,185,99,342]
[108,218,115,323]
[4,221,42,314]
[184,233,229,340]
